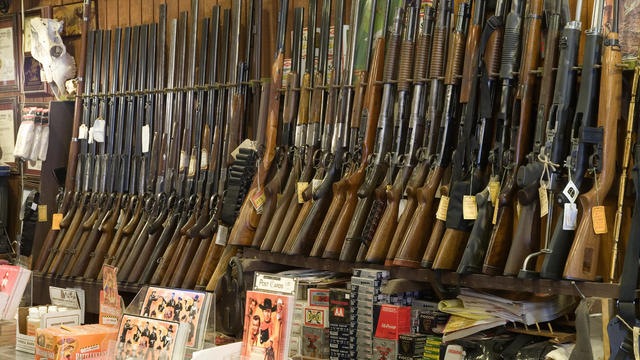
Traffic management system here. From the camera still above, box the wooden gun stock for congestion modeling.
[205,245,238,292]
[168,206,201,287]
[83,195,124,278]
[228,52,283,247]
[114,212,148,271]
[310,175,349,257]
[252,155,289,248]
[281,198,313,254]
[182,235,213,288]
[456,187,493,273]
[47,196,88,273]
[393,166,444,267]
[196,238,224,288]
[421,188,448,268]
[34,194,77,271]
[502,183,540,275]
[41,198,78,272]
[137,210,180,284]
[150,212,188,285]
[477,177,515,274]
[387,160,430,265]
[564,34,621,281]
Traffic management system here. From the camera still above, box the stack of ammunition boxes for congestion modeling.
[423,335,443,359]
[397,333,428,359]
[350,269,390,359]
[329,289,352,360]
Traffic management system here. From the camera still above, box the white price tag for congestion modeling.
[563,203,578,230]
[78,124,88,139]
[141,124,150,153]
[92,118,105,143]
[215,225,229,246]
[87,127,94,144]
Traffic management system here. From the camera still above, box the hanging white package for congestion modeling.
[38,109,50,161]
[14,114,35,160]
[29,114,42,161]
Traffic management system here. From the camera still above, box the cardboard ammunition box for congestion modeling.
[34,324,117,360]
[373,337,397,360]
[16,307,82,354]
[352,268,390,280]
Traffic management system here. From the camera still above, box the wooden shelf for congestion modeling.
[32,273,142,314]
[241,248,625,299]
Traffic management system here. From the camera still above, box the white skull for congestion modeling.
[30,18,76,99]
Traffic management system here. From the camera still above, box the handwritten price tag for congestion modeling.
[539,187,549,218]
[489,181,500,205]
[297,182,309,204]
[38,205,47,222]
[592,205,608,234]
[463,195,477,220]
[436,196,449,221]
[251,189,266,213]
[51,213,63,230]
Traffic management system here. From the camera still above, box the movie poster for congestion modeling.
[140,287,205,348]
[241,291,294,360]
[116,315,178,360]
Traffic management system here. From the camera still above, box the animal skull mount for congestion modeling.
[30,18,76,99]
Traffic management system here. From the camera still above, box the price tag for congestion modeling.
[492,201,499,225]
[312,178,322,193]
[297,182,309,204]
[92,118,105,143]
[88,127,94,144]
[489,181,500,205]
[78,124,88,139]
[251,189,266,213]
[516,201,521,218]
[200,149,208,170]
[539,187,549,218]
[188,154,197,176]
[141,124,150,153]
[592,205,608,234]
[51,213,63,230]
[215,225,229,246]
[38,205,47,222]
[563,203,578,230]
[463,195,477,220]
[436,195,449,221]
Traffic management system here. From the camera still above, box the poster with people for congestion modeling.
[241,290,294,360]
[140,287,206,348]
[115,314,181,360]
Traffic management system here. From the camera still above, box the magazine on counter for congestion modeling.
[241,290,294,360]
[0,264,30,319]
[115,314,187,360]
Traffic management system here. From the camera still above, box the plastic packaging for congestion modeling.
[47,305,57,313]
[28,110,42,161]
[38,109,49,161]
[13,114,35,160]
[26,307,39,336]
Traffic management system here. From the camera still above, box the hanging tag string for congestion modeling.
[537,153,559,189]
[592,167,600,205]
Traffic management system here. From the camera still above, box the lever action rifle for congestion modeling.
[458,0,533,274]
[267,0,330,254]
[339,4,405,262]
[321,0,387,259]
[226,0,288,245]
[35,0,92,272]
[260,0,316,253]
[534,0,604,279]
[393,0,469,267]
[252,6,304,248]
[488,0,579,276]
[40,28,97,273]
[420,0,484,267]
[563,0,621,281]
[288,0,354,256]
[382,0,434,265]
[364,0,421,264]
[431,0,507,270]
[308,0,372,258]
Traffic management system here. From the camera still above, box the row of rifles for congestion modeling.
[34,0,636,290]
[34,0,270,291]
[229,0,631,286]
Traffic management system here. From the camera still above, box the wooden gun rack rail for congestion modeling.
[240,248,628,299]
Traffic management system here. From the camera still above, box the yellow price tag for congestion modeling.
[539,187,549,218]
[436,196,449,221]
[38,205,47,222]
[592,205,608,234]
[297,182,309,204]
[492,201,499,225]
[51,213,63,230]
[489,181,500,205]
[463,195,477,220]
[250,189,266,213]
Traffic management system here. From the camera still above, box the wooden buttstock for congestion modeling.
[481,176,516,275]
[52,208,93,275]
[310,178,348,257]
[227,187,263,246]
[128,229,162,283]
[197,239,223,288]
[169,236,199,287]
[253,161,290,248]
[71,202,116,277]
[564,35,621,281]
[60,200,78,228]
[266,195,300,252]
[502,184,540,276]
[182,237,213,289]
[149,215,186,285]
[114,213,147,270]
[288,194,332,256]
[205,245,238,292]
[101,206,132,267]
[36,229,60,272]
[118,222,151,281]
[393,167,443,267]
[47,207,83,274]
[63,225,93,277]
[432,229,470,270]
[323,168,365,259]
[365,181,403,264]
[422,217,446,268]
[281,200,312,254]
[161,235,187,286]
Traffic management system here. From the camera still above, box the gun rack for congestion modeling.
[240,248,630,299]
